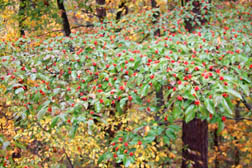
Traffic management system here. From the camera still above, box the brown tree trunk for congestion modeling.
[18,0,27,36]
[116,1,128,21]
[182,1,210,167]
[96,0,106,22]
[151,0,160,36]
[57,0,71,36]
[213,128,219,168]
[234,102,240,166]
[182,119,208,168]
[184,0,209,32]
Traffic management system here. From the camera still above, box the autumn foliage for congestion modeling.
[0,0,252,167]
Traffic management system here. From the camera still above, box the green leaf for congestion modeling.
[214,95,222,107]
[31,73,37,80]
[87,119,94,135]
[132,93,142,104]
[95,102,102,113]
[226,89,242,99]
[83,102,89,109]
[217,121,225,133]
[71,70,77,80]
[140,83,149,97]
[240,84,249,97]
[120,97,128,108]
[123,156,134,167]
[165,128,176,140]
[15,87,24,94]
[37,108,46,120]
[204,99,214,114]
[163,136,170,145]
[168,125,181,132]
[185,105,196,123]
[222,98,232,114]
[51,116,60,128]
[98,153,106,164]
[2,141,10,150]
[70,124,78,138]
[13,141,26,149]
[143,135,156,143]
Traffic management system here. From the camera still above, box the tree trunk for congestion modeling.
[18,0,27,36]
[234,102,240,166]
[184,0,209,32]
[182,1,210,167]
[96,0,106,22]
[57,0,71,36]
[151,0,160,36]
[182,119,208,168]
[213,128,219,168]
[116,1,128,21]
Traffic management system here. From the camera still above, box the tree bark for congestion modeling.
[234,102,240,166]
[96,0,106,22]
[182,119,208,168]
[182,1,210,167]
[116,1,128,21]
[18,0,27,36]
[57,0,71,36]
[184,0,209,32]
[213,128,219,168]
[151,0,160,36]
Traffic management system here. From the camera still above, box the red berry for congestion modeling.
[129,152,134,156]
[93,62,97,66]
[164,116,167,121]
[119,85,124,91]
[194,86,200,91]
[124,149,128,154]
[99,99,104,104]
[222,93,228,98]
[209,114,213,119]
[82,97,87,101]
[177,96,183,101]
[128,96,133,101]
[150,74,154,79]
[222,116,226,121]
[113,154,117,158]
[138,141,142,145]
[219,76,224,80]
[124,142,128,147]
[194,100,200,105]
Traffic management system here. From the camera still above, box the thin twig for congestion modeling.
[63,148,74,168]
